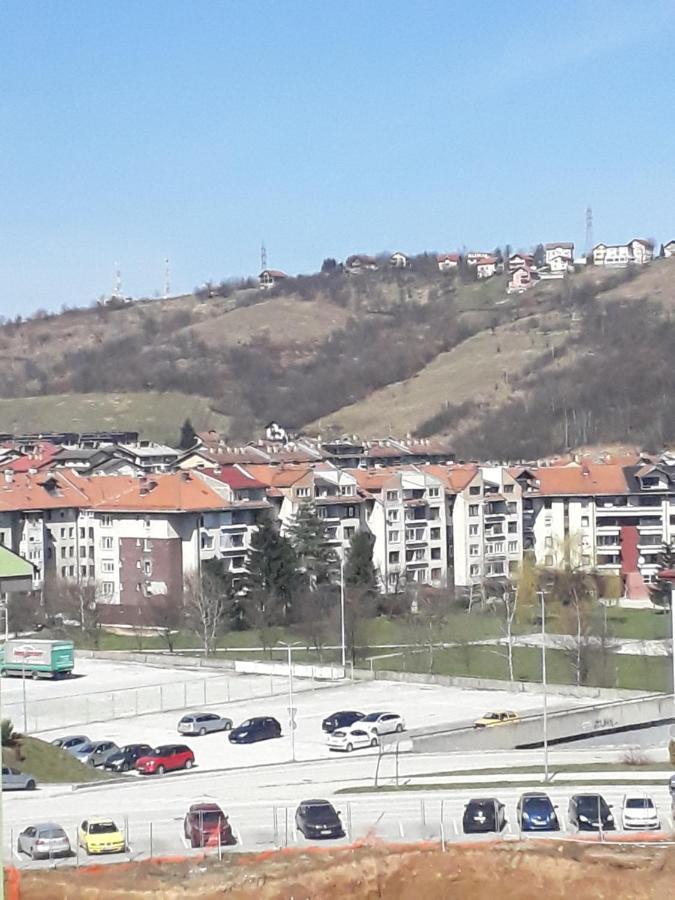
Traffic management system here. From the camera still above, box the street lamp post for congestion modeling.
[277,641,301,763]
[537,590,549,783]
[340,554,346,670]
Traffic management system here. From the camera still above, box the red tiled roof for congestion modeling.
[7,442,60,473]
[63,472,227,512]
[476,256,498,265]
[202,465,265,490]
[533,464,629,495]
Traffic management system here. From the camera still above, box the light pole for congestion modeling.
[537,590,549,783]
[277,641,300,762]
[340,554,346,670]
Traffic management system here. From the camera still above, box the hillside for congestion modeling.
[0,258,674,454]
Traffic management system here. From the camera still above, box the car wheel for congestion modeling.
[370,737,378,747]
[395,723,404,733]
[185,759,194,770]
[26,779,36,790]
[346,743,353,752]
[31,671,40,681]
[157,765,165,775]
[199,727,207,736]
[121,762,130,772]
[225,721,232,730]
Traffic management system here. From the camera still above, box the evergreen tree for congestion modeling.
[345,529,378,592]
[178,417,197,450]
[653,542,675,610]
[243,517,299,623]
[287,501,336,590]
[533,243,546,268]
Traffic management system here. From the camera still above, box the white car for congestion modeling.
[360,712,405,735]
[327,726,379,753]
[621,793,660,830]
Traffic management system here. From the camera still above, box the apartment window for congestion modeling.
[469,486,481,495]
[79,527,85,539]
[581,516,589,527]
[469,524,479,536]
[470,564,480,577]
[89,565,95,577]
[388,530,400,543]
[508,541,518,553]
[143,539,152,552]
[388,551,400,564]
[143,560,152,576]
[428,487,440,498]
[102,581,115,595]
[386,490,399,501]
[469,544,479,556]
[60,546,66,559]
[430,527,441,540]
[68,565,74,577]
[582,555,591,566]
[469,504,479,517]
[60,527,66,538]
[388,509,399,522]
[431,547,441,560]
[102,560,115,574]
[340,484,355,496]
[545,555,554,566]
[508,521,517,534]
[79,546,86,558]
[296,487,310,498]
[544,536,553,548]
[504,484,514,494]
[80,565,87,578]
[429,506,440,520]
[101,536,113,550]
[493,541,504,554]
[100,515,112,528]
[69,546,74,557]
[544,499,552,510]
[317,507,328,518]
[68,527,74,538]
[89,527,94,539]
[61,566,67,578]
[345,506,356,518]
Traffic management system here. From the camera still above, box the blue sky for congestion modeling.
[1,0,674,315]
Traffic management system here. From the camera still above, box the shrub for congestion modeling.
[1,718,17,746]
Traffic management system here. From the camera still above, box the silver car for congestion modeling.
[2,766,36,791]
[17,823,71,860]
[177,712,233,736]
[52,735,90,752]
[71,740,119,767]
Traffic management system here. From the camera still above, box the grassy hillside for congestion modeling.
[0,257,674,455]
[2,735,111,783]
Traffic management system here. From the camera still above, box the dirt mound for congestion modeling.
[11,840,675,899]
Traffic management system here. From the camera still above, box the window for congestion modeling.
[430,527,441,540]
[469,524,479,536]
[581,516,589,527]
[102,582,115,595]
[429,506,440,520]
[69,565,74,577]
[508,521,517,533]
[79,527,85,539]
[317,507,328,518]
[343,526,355,539]
[544,555,554,567]
[469,504,479,517]
[504,484,514,494]
[100,515,112,528]
[143,561,152,576]
[79,546,86,558]
[493,541,504,553]
[102,560,115,573]
[469,486,481,495]
[431,567,441,581]
[470,564,480,577]
[431,547,441,560]
[388,551,400,564]
[89,565,95,577]
[544,536,553,548]
[388,509,399,521]
[582,554,591,566]
[60,546,66,559]
[68,527,74,538]
[340,484,355,496]
[143,539,152,552]
[61,566,67,577]
[89,527,94,539]
[386,490,399,502]
[469,544,479,556]
[388,530,400,543]
[296,487,310,498]
[508,541,518,553]
[544,499,552,510]
[428,487,440,498]
[60,527,66,538]
[345,506,356,518]
[69,545,74,557]
[80,565,87,578]
[101,536,113,550]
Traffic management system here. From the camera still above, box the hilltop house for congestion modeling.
[389,251,410,268]
[465,251,491,266]
[437,253,460,271]
[509,253,535,272]
[544,242,574,265]
[507,265,537,293]
[345,254,378,274]
[259,269,287,290]
[592,239,654,267]
[663,240,675,258]
[476,256,498,279]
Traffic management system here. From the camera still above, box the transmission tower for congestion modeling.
[260,242,267,271]
[585,206,593,255]
[113,262,122,298]
[164,258,171,299]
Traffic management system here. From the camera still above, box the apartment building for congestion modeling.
[355,468,448,591]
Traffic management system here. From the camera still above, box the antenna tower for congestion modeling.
[164,258,171,299]
[113,262,122,298]
[585,206,593,255]
[260,242,267,271]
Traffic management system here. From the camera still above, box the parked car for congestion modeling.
[229,717,281,744]
[72,740,119,767]
[568,794,615,831]
[295,800,344,839]
[474,711,520,728]
[103,744,153,773]
[360,712,405,735]
[621,793,660,830]
[517,792,560,831]
[462,798,506,833]
[78,818,126,855]
[2,766,36,791]
[327,725,378,753]
[52,735,90,753]
[135,744,195,775]
[178,712,233,736]
[321,711,365,734]
[17,823,71,860]
[183,802,235,848]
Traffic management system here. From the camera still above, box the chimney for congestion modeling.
[4,469,13,483]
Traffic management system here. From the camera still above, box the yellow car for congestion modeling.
[473,711,520,729]
[78,817,126,855]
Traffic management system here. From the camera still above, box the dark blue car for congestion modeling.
[517,792,560,831]
[228,717,281,744]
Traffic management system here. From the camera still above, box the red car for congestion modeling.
[184,802,235,848]
[135,744,195,776]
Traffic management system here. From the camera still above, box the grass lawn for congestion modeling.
[2,736,112,784]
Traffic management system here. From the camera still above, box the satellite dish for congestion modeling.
[638,555,646,566]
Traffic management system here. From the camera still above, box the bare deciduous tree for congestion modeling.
[185,561,235,656]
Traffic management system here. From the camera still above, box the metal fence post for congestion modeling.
[160,684,165,712]
[420,799,426,829]
[125,815,129,852]
[149,821,153,859]
[111,692,115,719]
[285,807,289,846]
[347,802,352,840]
[273,806,279,847]
[184,681,188,708]
[227,679,230,703]
[135,689,139,717]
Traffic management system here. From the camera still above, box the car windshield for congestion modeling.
[362,713,381,722]
[39,828,66,839]
[626,798,654,809]
[239,720,253,728]
[89,823,117,835]
[524,799,552,815]
[332,730,346,738]
[469,801,496,813]
[180,717,194,723]
[78,743,95,753]
[305,805,335,821]
[193,811,223,824]
[577,797,608,814]
[484,713,499,720]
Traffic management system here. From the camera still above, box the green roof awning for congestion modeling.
[0,546,35,593]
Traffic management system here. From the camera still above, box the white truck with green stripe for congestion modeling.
[0,639,74,679]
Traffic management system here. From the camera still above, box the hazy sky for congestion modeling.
[2,0,674,316]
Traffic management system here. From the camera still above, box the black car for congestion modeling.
[462,798,507,834]
[103,744,153,773]
[321,711,365,734]
[517,792,560,832]
[295,800,344,839]
[228,717,281,744]
[568,794,615,831]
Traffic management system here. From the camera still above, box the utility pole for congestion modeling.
[537,590,549,782]
[585,206,593,257]
[260,242,267,272]
[277,641,300,762]
[340,554,346,669]
[164,258,171,299]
